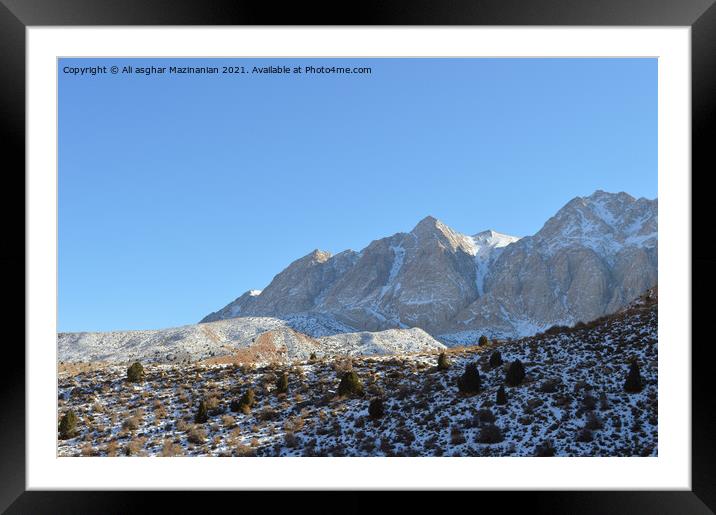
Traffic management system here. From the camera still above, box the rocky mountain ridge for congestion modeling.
[202,190,657,340]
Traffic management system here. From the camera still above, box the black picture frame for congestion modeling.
[3,1,714,512]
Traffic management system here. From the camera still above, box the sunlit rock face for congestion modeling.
[202,190,657,340]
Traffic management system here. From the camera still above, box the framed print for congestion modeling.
[3,0,715,512]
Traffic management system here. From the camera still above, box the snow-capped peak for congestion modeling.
[537,190,657,257]
[471,229,521,249]
[464,229,521,296]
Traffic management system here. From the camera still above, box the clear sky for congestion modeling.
[59,57,657,332]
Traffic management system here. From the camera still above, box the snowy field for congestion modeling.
[57,297,657,457]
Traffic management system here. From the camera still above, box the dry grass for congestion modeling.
[104,439,119,457]
[125,437,147,456]
[187,425,206,445]
[160,439,184,457]
[122,413,142,431]
[80,442,97,456]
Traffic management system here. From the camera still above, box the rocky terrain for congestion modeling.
[57,290,657,457]
[201,190,657,340]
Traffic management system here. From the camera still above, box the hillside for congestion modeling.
[57,292,657,457]
[58,315,444,365]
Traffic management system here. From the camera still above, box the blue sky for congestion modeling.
[59,58,657,332]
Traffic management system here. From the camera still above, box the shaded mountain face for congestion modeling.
[202,191,657,339]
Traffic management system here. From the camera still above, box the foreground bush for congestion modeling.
[231,388,255,414]
[437,352,451,371]
[576,428,593,443]
[624,360,643,393]
[58,410,78,439]
[188,425,206,444]
[126,362,145,383]
[495,386,508,405]
[276,371,289,394]
[338,370,364,397]
[477,423,503,444]
[195,399,209,423]
[535,440,556,457]
[505,359,526,386]
[478,408,496,424]
[457,363,481,394]
[368,398,385,419]
[489,350,503,369]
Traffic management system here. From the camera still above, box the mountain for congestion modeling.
[201,190,657,340]
[443,190,657,342]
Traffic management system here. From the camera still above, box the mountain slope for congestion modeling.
[58,290,657,457]
[445,190,657,342]
[202,190,657,339]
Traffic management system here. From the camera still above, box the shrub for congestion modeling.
[221,415,236,428]
[505,359,526,386]
[161,439,183,457]
[624,360,643,393]
[535,440,556,457]
[124,438,146,456]
[437,352,451,371]
[309,352,318,361]
[368,398,384,419]
[457,363,481,394]
[539,378,561,393]
[236,443,257,457]
[276,372,289,394]
[105,440,119,457]
[79,442,96,457]
[258,407,278,421]
[585,412,603,430]
[58,410,78,439]
[450,426,465,445]
[576,428,593,443]
[478,335,488,346]
[205,396,220,411]
[126,362,145,383]
[495,386,508,405]
[231,388,256,414]
[338,371,364,397]
[477,408,496,424]
[489,350,503,368]
[477,424,503,444]
[284,431,298,448]
[187,425,206,444]
[122,415,140,431]
[582,393,597,411]
[195,399,209,423]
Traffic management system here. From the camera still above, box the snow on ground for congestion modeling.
[58,314,443,365]
[317,328,445,356]
[57,298,657,457]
